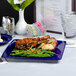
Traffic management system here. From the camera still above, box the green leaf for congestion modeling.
[7,0,20,11]
[7,0,35,11]
[21,0,35,10]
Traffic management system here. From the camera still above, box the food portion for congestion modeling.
[0,39,3,42]
[10,47,56,57]
[0,35,3,42]
[15,35,57,51]
[10,35,57,57]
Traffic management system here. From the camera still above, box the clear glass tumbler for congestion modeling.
[61,13,76,47]
[2,16,15,36]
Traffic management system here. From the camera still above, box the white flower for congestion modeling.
[14,0,25,4]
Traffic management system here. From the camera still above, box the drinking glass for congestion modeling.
[61,13,76,47]
[2,16,15,36]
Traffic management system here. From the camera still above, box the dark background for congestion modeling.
[0,0,36,26]
[72,0,76,12]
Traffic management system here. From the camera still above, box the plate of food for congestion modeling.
[1,35,66,61]
[0,34,12,45]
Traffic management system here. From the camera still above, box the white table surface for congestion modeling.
[0,30,76,76]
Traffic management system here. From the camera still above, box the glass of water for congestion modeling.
[61,13,76,47]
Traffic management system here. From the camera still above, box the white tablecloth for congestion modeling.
[0,27,76,76]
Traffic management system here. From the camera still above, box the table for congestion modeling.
[0,28,76,76]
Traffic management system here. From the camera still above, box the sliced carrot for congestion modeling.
[39,49,41,52]
[37,49,42,54]
[29,48,33,51]
[27,51,31,54]
[37,52,43,54]
[33,52,36,54]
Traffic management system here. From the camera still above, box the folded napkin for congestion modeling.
[33,21,44,33]
[27,21,45,36]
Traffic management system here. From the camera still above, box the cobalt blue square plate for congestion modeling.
[1,39,66,60]
[0,34,12,45]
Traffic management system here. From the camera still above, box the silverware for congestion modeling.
[0,52,8,64]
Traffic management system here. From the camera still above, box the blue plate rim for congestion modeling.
[0,34,12,44]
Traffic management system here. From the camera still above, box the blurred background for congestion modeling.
[0,0,36,26]
[0,0,76,27]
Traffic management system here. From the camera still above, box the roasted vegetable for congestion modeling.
[41,35,50,40]
[15,35,57,52]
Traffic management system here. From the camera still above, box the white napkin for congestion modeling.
[58,38,76,48]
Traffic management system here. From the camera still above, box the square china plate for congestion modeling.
[1,39,66,60]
